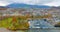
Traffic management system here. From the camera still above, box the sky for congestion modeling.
[0,0,60,6]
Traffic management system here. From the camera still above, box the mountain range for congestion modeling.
[0,3,60,8]
[6,3,50,8]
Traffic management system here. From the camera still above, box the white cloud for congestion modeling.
[44,0,60,6]
[12,0,53,5]
[0,0,53,6]
[44,2,59,6]
[0,0,60,6]
[0,1,10,6]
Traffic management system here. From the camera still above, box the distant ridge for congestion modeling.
[7,3,51,8]
[0,6,7,8]
[0,3,60,8]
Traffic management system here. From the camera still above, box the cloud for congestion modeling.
[0,0,53,6]
[44,2,59,6]
[0,1,8,6]
[0,0,60,6]
[12,0,53,5]
[44,0,60,6]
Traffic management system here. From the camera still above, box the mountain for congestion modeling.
[51,6,60,9]
[7,3,51,8]
[0,6,7,8]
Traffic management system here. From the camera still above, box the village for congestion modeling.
[0,8,60,31]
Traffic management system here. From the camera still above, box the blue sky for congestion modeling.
[0,0,60,6]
